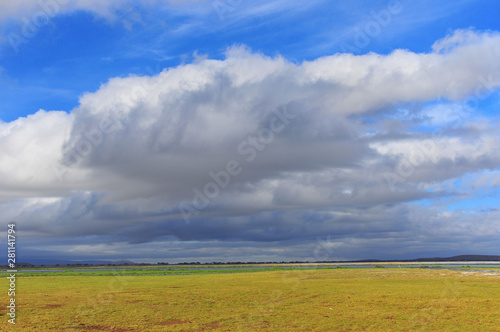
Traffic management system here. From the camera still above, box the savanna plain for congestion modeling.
[1,266,499,331]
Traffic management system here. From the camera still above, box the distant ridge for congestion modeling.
[113,259,137,265]
[408,255,500,262]
[354,255,500,263]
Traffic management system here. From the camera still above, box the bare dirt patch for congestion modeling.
[203,321,222,330]
[156,319,188,326]
[74,325,133,331]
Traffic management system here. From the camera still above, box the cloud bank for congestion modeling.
[2,29,500,262]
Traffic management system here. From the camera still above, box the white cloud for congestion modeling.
[1,30,500,258]
[0,110,75,199]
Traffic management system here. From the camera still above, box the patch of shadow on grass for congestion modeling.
[43,304,62,309]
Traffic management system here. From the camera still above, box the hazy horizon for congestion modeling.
[1,0,500,264]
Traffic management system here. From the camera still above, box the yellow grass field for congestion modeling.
[1,268,499,331]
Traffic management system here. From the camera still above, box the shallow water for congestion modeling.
[3,261,500,273]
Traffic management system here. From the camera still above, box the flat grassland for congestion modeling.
[1,267,499,331]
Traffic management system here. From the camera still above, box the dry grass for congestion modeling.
[1,268,499,331]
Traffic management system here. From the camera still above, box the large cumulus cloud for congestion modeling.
[2,29,500,261]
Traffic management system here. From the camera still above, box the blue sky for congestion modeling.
[2,0,500,122]
[1,0,500,263]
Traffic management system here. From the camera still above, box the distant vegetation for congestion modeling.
[6,254,500,269]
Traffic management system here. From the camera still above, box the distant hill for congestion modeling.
[16,262,34,267]
[113,259,137,265]
[409,255,500,262]
[355,255,500,263]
